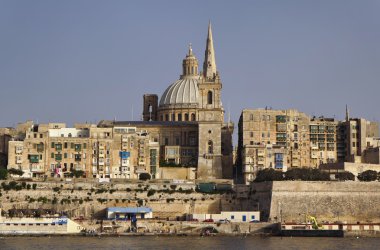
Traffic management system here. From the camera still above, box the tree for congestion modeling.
[8,168,24,176]
[254,168,283,182]
[70,169,84,178]
[139,173,151,181]
[0,169,7,180]
[335,171,355,181]
[357,170,378,182]
[284,168,330,181]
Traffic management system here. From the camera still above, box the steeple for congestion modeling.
[203,21,217,80]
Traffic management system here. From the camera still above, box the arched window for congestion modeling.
[207,91,213,104]
[191,113,196,121]
[165,114,169,121]
[68,133,72,138]
[178,113,182,121]
[208,140,213,154]
[184,113,189,121]
[160,115,163,121]
[171,113,175,121]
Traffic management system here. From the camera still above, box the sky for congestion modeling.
[1,0,379,140]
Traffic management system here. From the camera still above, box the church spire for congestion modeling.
[203,21,217,79]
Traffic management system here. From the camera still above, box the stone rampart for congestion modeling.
[250,181,380,223]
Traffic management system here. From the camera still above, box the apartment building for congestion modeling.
[237,108,310,183]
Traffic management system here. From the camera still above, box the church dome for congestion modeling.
[159,77,199,106]
[159,44,200,107]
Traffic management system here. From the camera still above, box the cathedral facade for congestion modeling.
[142,23,234,179]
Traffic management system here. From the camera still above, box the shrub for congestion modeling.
[147,189,156,197]
[32,183,37,190]
[335,171,355,181]
[357,170,378,182]
[0,169,8,180]
[255,169,283,182]
[284,168,330,181]
[8,168,24,176]
[53,187,60,192]
[26,184,31,190]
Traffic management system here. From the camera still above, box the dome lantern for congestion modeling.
[181,43,199,78]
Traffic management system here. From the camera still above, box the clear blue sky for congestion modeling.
[1,0,379,133]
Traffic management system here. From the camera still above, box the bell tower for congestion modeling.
[197,22,224,179]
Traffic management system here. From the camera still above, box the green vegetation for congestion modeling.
[358,170,378,182]
[1,181,23,191]
[70,169,84,178]
[8,168,24,176]
[254,168,330,182]
[147,189,156,197]
[0,169,8,180]
[335,171,355,181]
[254,169,283,182]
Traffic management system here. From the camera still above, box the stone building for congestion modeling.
[140,22,234,180]
[7,23,234,180]
[237,107,379,184]
[309,117,338,167]
[237,108,310,183]
[0,128,12,168]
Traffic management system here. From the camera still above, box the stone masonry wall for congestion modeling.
[250,181,380,223]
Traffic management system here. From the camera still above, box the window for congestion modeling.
[175,137,180,145]
[249,114,254,120]
[231,215,235,219]
[184,113,189,121]
[51,142,55,148]
[51,153,54,158]
[164,137,169,145]
[40,134,43,138]
[64,142,68,148]
[165,114,169,121]
[178,114,182,121]
[207,91,213,104]
[191,113,196,121]
[171,114,175,121]
[84,143,87,149]
[208,140,213,154]
[250,132,253,137]
[64,153,67,158]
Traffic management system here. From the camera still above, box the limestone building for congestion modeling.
[237,108,310,183]
[237,107,379,184]
[7,23,234,180]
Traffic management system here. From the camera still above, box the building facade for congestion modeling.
[7,23,234,181]
[237,108,379,184]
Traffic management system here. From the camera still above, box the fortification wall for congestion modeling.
[0,180,239,219]
[250,181,380,223]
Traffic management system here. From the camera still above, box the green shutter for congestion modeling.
[51,153,54,158]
